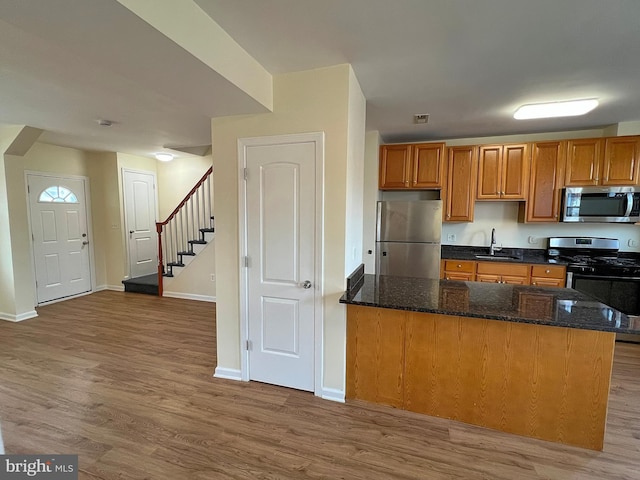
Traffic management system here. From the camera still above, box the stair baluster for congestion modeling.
[156,167,213,296]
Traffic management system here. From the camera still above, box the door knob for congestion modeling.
[82,241,89,246]
[302,280,312,289]
[129,230,135,234]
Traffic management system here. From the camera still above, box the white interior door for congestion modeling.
[123,170,157,279]
[245,139,317,392]
[28,174,91,304]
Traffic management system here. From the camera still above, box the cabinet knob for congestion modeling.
[533,282,537,285]
[545,269,550,273]
[457,264,462,268]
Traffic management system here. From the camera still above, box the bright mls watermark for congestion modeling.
[0,455,77,479]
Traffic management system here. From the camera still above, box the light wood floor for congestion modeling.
[1,291,640,479]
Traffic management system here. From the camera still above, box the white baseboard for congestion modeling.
[0,310,38,322]
[103,285,125,292]
[320,387,345,403]
[163,291,216,303]
[213,366,242,381]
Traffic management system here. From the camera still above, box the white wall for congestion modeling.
[362,131,381,273]
[344,68,366,276]
[212,64,362,396]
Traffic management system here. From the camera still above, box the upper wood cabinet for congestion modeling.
[565,138,604,186]
[565,136,640,186]
[522,141,566,222]
[602,136,640,185]
[379,143,445,190]
[477,143,530,200]
[444,146,477,222]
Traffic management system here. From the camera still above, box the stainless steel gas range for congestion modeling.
[548,237,640,341]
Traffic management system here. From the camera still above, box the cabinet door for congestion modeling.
[565,138,603,186]
[412,143,445,188]
[525,141,566,222]
[444,271,474,281]
[530,277,564,287]
[476,273,501,283]
[502,143,530,199]
[379,144,412,189]
[602,136,640,186]
[477,145,502,199]
[445,146,477,222]
[502,275,528,285]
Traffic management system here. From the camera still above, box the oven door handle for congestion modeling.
[625,192,634,217]
[571,273,640,281]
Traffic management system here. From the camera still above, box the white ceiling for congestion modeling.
[1,0,640,156]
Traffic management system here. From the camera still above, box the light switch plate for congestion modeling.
[447,234,456,242]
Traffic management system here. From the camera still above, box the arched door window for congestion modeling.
[38,186,79,203]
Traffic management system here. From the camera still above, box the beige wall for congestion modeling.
[362,131,381,273]
[212,64,362,394]
[0,126,23,318]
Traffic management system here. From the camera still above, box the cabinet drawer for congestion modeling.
[443,260,475,273]
[531,265,565,279]
[476,261,528,277]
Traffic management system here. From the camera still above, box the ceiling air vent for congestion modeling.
[413,114,429,124]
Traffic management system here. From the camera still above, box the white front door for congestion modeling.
[244,137,319,392]
[28,174,92,304]
[123,170,157,279]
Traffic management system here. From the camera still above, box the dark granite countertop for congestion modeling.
[441,245,567,265]
[340,274,640,335]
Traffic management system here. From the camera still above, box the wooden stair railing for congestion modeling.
[156,166,213,296]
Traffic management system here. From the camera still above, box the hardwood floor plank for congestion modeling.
[1,291,640,479]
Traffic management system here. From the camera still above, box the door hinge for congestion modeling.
[246,340,252,351]
[32,233,34,241]
[244,256,249,268]
[27,185,30,193]
[243,168,248,181]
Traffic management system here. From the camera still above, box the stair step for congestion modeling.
[177,251,196,257]
[188,240,207,245]
[163,272,174,278]
[122,274,159,296]
[200,228,215,233]
[167,261,185,267]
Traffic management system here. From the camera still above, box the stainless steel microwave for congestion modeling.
[562,186,640,223]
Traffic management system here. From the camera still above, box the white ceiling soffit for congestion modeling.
[0,0,269,156]
[196,0,640,142]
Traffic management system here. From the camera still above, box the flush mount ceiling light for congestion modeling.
[155,153,174,162]
[414,114,429,124]
[514,99,599,120]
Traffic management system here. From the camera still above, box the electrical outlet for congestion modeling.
[628,239,638,247]
[447,234,456,242]
[528,236,537,244]
[210,274,216,281]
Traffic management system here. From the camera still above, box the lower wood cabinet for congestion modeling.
[346,304,614,450]
[441,260,566,287]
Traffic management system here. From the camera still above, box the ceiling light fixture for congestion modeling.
[514,99,599,120]
[97,119,114,127]
[155,153,174,162]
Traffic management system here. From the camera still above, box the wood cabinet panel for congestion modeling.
[379,143,445,190]
[531,265,566,279]
[477,144,529,200]
[445,146,477,221]
[443,260,475,273]
[476,273,501,283]
[346,305,406,408]
[444,272,475,281]
[476,262,528,277]
[477,145,502,199]
[530,277,565,287]
[412,143,445,188]
[602,136,640,185]
[502,144,530,199]
[523,141,566,222]
[565,138,603,186]
[379,144,411,189]
[402,311,614,450]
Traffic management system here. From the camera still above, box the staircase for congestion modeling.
[122,167,214,296]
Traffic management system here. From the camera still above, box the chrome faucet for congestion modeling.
[490,228,501,255]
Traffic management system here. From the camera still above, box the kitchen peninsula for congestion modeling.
[340,273,640,450]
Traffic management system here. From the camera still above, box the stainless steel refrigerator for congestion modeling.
[376,200,442,279]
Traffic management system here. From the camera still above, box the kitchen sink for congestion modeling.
[474,254,522,260]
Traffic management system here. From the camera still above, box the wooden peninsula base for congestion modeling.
[346,304,616,451]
